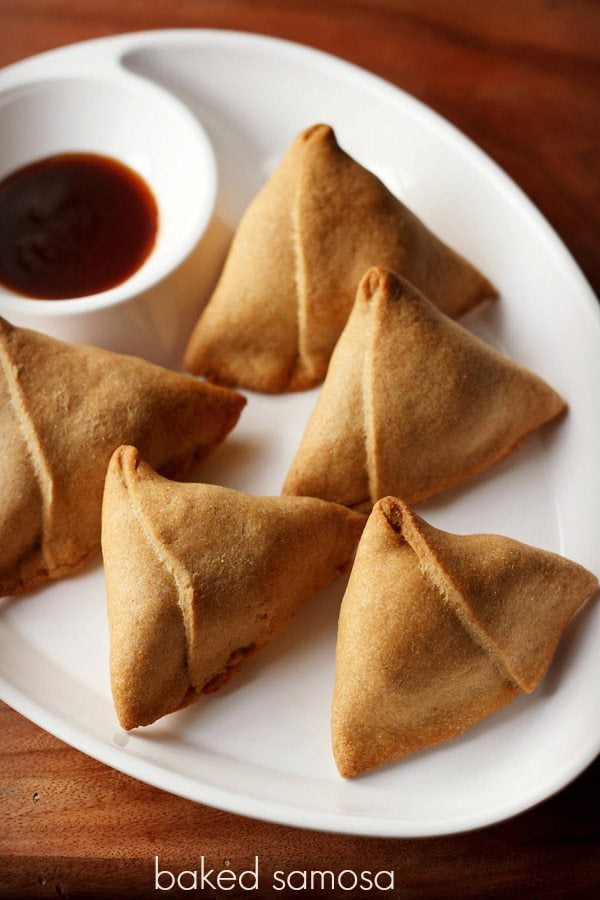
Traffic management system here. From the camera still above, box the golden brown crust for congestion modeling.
[332,498,598,778]
[283,267,565,508]
[102,446,366,729]
[0,317,245,595]
[183,124,496,393]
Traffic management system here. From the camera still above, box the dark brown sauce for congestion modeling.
[0,152,158,299]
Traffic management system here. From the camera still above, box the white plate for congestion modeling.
[1,30,599,838]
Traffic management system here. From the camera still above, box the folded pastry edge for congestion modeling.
[0,319,58,580]
[357,267,567,508]
[376,497,529,691]
[105,445,197,729]
[292,125,338,389]
[361,268,386,506]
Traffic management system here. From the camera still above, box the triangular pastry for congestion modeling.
[284,267,565,509]
[183,123,496,392]
[332,498,598,777]
[102,445,366,729]
[0,318,244,595]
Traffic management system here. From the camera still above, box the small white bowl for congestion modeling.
[0,68,217,364]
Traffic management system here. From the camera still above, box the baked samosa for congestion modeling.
[102,445,365,729]
[0,318,244,595]
[333,498,598,778]
[183,123,496,392]
[284,267,565,509]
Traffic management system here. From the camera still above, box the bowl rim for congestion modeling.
[0,70,217,315]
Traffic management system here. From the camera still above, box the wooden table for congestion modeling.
[1,2,599,897]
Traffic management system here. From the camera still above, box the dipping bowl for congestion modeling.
[0,64,217,364]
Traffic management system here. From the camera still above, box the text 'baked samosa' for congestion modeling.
[184,124,496,392]
[0,318,244,595]
[284,267,565,509]
[102,445,365,730]
[332,498,598,777]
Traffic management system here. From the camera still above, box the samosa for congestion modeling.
[0,318,244,595]
[183,123,496,392]
[284,267,565,509]
[102,445,365,729]
[332,498,598,777]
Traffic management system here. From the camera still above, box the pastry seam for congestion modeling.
[384,501,526,691]
[119,455,196,691]
[362,284,379,506]
[293,155,309,381]
[0,329,55,570]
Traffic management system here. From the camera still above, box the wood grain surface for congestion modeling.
[1,1,599,897]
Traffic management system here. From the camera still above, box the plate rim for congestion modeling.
[4,667,599,838]
[1,27,599,838]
